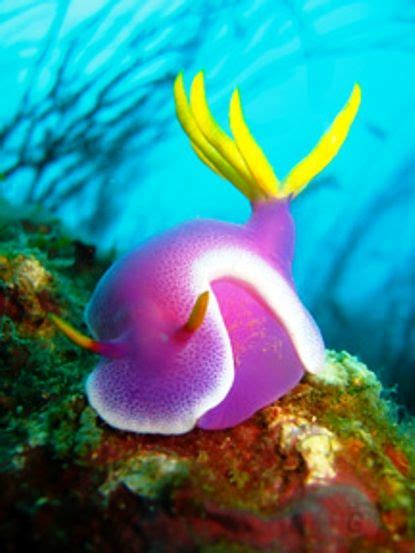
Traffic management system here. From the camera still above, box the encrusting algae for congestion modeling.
[0,205,415,552]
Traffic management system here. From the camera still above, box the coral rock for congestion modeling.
[1,212,414,552]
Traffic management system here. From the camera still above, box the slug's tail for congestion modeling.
[174,71,361,202]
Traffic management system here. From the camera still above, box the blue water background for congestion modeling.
[1,0,414,408]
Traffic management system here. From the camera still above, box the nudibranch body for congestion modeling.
[53,72,361,434]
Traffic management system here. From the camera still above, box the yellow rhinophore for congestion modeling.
[49,313,99,352]
[183,291,210,332]
[173,71,361,202]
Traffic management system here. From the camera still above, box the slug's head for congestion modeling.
[50,287,235,434]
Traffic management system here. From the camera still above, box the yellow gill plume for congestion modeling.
[229,88,280,198]
[283,84,362,197]
[174,73,255,200]
[173,71,361,202]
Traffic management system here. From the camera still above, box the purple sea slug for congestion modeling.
[53,72,361,434]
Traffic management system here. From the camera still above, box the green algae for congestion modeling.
[0,208,109,470]
[303,351,415,534]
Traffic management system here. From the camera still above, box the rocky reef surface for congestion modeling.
[1,206,414,553]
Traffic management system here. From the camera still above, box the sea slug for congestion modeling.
[52,72,361,434]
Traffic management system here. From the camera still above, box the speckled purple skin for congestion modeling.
[85,200,325,434]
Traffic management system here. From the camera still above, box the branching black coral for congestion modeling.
[0,0,214,239]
